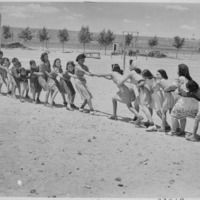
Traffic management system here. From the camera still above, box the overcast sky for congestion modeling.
[0,2,200,38]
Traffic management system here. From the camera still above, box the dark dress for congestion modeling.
[30,66,42,93]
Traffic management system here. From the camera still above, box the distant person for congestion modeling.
[29,60,42,104]
[93,64,143,123]
[74,54,95,114]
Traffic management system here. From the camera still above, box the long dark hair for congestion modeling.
[186,80,199,93]
[112,64,123,75]
[178,64,192,81]
[157,69,168,80]
[66,61,75,74]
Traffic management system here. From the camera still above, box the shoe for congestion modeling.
[89,110,95,115]
[25,95,30,99]
[63,101,68,106]
[186,134,200,142]
[36,99,41,104]
[66,106,74,111]
[71,104,79,110]
[146,125,157,132]
[176,131,185,136]
[132,116,138,121]
[79,108,84,112]
[109,115,117,120]
[143,121,152,128]
[166,131,175,136]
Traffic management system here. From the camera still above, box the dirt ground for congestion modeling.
[0,48,200,197]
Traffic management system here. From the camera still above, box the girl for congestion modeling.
[140,69,164,131]
[59,61,78,110]
[37,52,51,105]
[118,66,155,129]
[29,60,42,104]
[45,58,61,106]
[19,67,30,102]
[167,64,199,136]
[74,54,94,114]
[0,58,11,95]
[94,64,143,122]
[178,80,200,141]
[11,61,21,98]
[155,69,175,132]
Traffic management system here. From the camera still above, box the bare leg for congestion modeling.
[110,98,117,119]
[50,90,58,105]
[87,98,94,111]
[141,105,154,124]
[45,90,50,104]
[80,100,87,109]
[180,118,186,133]
[170,117,180,134]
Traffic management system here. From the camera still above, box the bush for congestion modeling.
[128,49,139,56]
[2,42,27,49]
[148,50,166,58]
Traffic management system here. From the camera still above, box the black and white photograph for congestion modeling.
[0,0,200,198]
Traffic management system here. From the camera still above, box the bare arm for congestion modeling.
[93,73,112,80]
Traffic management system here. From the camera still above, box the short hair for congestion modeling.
[30,60,36,66]
[12,57,19,64]
[157,69,168,80]
[112,64,123,75]
[142,69,154,79]
[133,67,142,74]
[1,57,10,65]
[40,52,48,62]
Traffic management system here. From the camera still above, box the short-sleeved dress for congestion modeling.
[38,61,51,91]
[30,66,42,93]
[74,64,92,101]
[171,76,199,119]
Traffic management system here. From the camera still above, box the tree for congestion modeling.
[173,36,185,58]
[18,27,33,43]
[78,26,92,52]
[2,25,12,42]
[58,29,69,52]
[97,29,115,55]
[38,27,50,50]
[148,36,158,49]
[125,33,133,47]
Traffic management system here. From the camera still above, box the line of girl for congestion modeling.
[0,51,199,141]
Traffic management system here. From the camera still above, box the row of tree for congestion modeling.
[2,25,185,57]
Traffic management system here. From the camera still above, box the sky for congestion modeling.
[0,2,200,38]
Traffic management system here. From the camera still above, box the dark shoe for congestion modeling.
[63,101,68,106]
[132,116,138,121]
[143,121,153,128]
[25,95,30,99]
[71,104,79,110]
[36,98,41,104]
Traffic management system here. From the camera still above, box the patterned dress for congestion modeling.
[171,76,199,119]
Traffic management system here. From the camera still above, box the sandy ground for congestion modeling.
[0,48,200,197]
